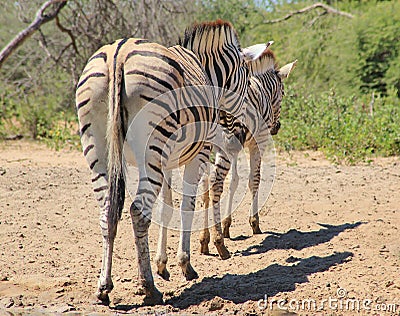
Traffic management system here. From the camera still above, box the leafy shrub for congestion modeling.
[275,86,400,164]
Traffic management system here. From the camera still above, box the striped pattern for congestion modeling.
[199,49,297,257]
[76,20,260,305]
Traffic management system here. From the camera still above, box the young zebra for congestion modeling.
[199,49,297,257]
[76,20,267,305]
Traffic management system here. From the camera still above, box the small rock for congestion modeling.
[209,297,224,311]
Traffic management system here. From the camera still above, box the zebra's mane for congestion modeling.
[248,49,278,76]
[180,19,240,53]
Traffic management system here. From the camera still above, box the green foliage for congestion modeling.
[275,86,400,164]
[0,0,399,162]
[0,69,79,150]
[36,111,80,151]
[354,2,400,96]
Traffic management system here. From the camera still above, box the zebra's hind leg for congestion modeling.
[222,152,238,239]
[177,155,208,280]
[248,143,262,234]
[199,163,211,254]
[155,170,173,281]
[96,199,118,305]
[93,160,124,304]
[90,165,119,305]
[209,150,231,260]
[130,192,163,305]
[79,113,118,304]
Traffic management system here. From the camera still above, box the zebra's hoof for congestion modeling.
[252,226,262,234]
[157,268,170,281]
[143,288,164,306]
[183,263,199,281]
[200,242,210,255]
[94,292,110,306]
[216,244,231,260]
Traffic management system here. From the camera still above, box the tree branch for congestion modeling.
[0,0,67,69]
[263,2,354,24]
[55,15,79,56]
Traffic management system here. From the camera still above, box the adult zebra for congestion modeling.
[76,20,267,305]
[199,49,297,257]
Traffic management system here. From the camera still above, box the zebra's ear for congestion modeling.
[278,60,297,79]
[242,41,274,62]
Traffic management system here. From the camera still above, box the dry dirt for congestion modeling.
[0,140,399,315]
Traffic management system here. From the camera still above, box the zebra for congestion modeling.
[198,49,297,257]
[76,20,268,305]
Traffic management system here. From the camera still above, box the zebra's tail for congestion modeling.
[107,56,126,226]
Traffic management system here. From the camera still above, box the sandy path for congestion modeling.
[0,141,399,315]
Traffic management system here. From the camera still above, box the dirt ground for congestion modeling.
[0,140,399,315]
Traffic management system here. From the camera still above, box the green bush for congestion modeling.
[275,86,400,164]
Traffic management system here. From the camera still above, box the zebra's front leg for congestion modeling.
[130,172,164,306]
[248,144,262,234]
[210,150,231,260]
[199,169,211,255]
[222,152,238,238]
[155,170,173,281]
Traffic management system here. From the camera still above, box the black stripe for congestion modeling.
[149,145,168,160]
[94,185,108,192]
[77,72,106,89]
[76,98,90,110]
[149,122,175,139]
[88,52,107,63]
[92,173,107,182]
[198,151,209,159]
[90,159,99,170]
[145,64,182,86]
[187,105,202,142]
[125,50,184,78]
[180,141,202,160]
[140,94,178,124]
[148,163,162,175]
[148,177,163,188]
[80,123,91,136]
[84,144,94,156]
[213,59,224,88]
[216,163,230,172]
[126,69,174,91]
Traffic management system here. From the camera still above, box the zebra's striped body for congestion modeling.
[76,21,267,305]
[199,50,297,256]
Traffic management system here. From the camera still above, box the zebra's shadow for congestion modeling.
[112,222,361,311]
[239,222,363,256]
[166,251,353,309]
